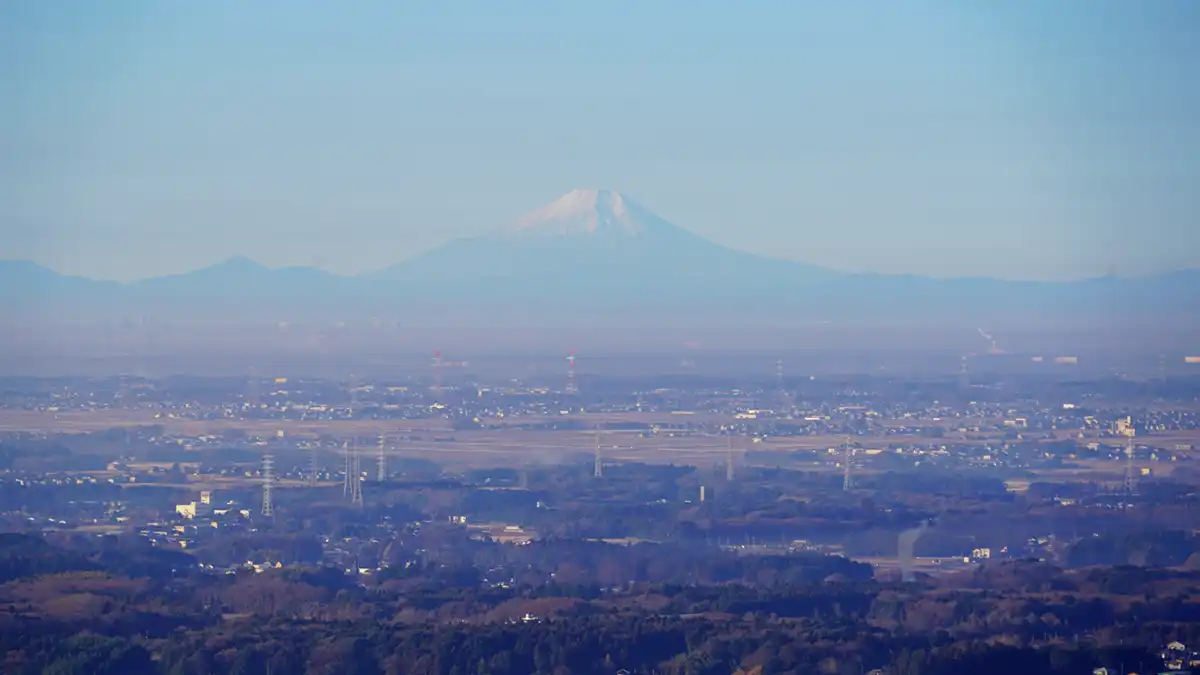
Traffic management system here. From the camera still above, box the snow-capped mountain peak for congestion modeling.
[497,189,661,239]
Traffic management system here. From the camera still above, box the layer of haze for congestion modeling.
[2,1,1198,282]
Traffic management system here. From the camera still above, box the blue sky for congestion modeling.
[2,1,1198,281]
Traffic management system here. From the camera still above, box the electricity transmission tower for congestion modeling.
[725,434,735,482]
[842,436,854,492]
[343,441,350,499]
[261,454,274,517]
[342,441,363,505]
[350,443,363,507]
[1120,418,1137,497]
[376,434,387,482]
[593,430,603,478]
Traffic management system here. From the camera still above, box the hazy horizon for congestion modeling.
[6,185,1200,284]
[5,7,1200,672]
[4,2,1199,283]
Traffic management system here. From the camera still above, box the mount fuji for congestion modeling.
[2,188,1199,327]
[370,189,835,307]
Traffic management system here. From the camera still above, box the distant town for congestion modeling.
[3,352,1200,674]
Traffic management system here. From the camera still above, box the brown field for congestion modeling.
[3,409,1197,475]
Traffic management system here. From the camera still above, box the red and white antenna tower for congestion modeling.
[566,349,578,394]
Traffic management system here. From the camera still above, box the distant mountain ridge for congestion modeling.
[4,189,1199,322]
